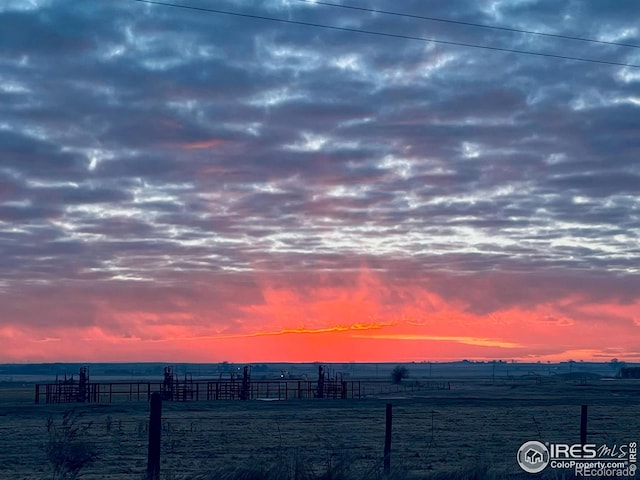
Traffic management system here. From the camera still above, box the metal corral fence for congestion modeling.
[35,379,453,404]
[34,365,450,404]
[35,379,363,404]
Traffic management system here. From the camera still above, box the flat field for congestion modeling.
[1,376,639,479]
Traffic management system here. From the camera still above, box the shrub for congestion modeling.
[44,410,98,480]
[390,365,409,384]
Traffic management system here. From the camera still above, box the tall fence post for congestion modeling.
[384,403,392,475]
[146,392,162,480]
[580,405,588,445]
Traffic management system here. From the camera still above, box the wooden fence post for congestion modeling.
[580,405,588,445]
[146,392,162,480]
[384,403,392,475]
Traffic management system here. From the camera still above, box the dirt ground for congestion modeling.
[1,377,639,479]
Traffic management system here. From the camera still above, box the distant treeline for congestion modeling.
[0,363,172,376]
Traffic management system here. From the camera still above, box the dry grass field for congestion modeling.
[1,375,639,479]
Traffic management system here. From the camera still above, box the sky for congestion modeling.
[1,0,639,364]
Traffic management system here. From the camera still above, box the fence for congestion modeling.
[10,384,639,479]
[35,379,362,404]
[34,377,457,404]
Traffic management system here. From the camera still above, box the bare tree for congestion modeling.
[391,365,409,384]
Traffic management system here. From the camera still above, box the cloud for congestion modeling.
[352,334,521,348]
[0,0,639,361]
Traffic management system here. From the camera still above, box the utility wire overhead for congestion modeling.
[130,0,640,69]
[296,0,640,50]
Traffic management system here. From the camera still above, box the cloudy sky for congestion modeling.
[1,0,639,363]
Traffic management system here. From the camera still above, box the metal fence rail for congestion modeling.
[35,379,362,404]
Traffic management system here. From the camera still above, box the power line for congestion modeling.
[130,0,640,68]
[296,0,640,50]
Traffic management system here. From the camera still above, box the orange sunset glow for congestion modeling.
[1,269,638,363]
